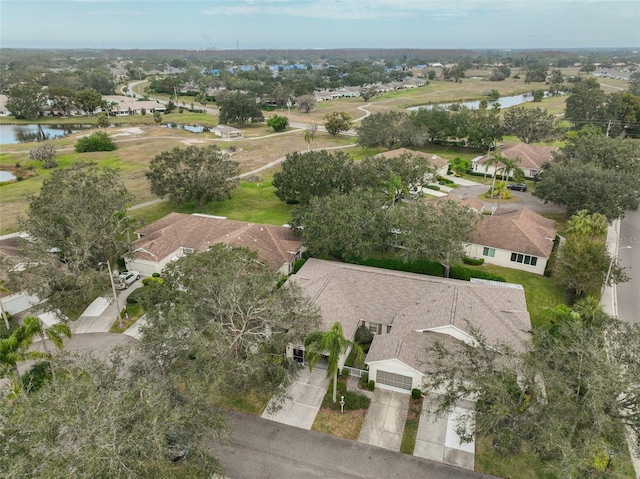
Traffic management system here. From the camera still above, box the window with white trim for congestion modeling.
[482,247,496,258]
[510,252,537,266]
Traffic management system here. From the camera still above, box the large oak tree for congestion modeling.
[146,145,240,207]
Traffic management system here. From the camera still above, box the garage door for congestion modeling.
[376,370,412,390]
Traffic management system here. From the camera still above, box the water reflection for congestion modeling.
[407,91,563,111]
[0,124,91,144]
[161,123,210,133]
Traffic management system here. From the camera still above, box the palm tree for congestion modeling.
[0,317,70,392]
[483,151,506,198]
[0,325,46,392]
[305,322,364,403]
[22,316,71,383]
[498,156,523,182]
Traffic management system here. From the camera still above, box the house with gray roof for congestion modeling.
[286,259,531,393]
[472,143,558,179]
[126,213,304,276]
[464,207,557,275]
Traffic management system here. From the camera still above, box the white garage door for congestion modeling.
[376,370,412,390]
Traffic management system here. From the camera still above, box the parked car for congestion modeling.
[507,183,527,192]
[116,270,140,289]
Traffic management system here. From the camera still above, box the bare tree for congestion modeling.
[29,142,57,168]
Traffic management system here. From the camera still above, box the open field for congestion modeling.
[0,122,355,233]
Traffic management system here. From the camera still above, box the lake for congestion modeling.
[0,124,91,144]
[161,123,210,133]
[407,91,560,111]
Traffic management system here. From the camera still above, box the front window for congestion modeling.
[510,252,538,266]
[482,247,496,258]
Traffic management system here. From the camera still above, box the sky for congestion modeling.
[0,0,639,51]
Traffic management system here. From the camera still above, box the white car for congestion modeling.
[116,271,140,289]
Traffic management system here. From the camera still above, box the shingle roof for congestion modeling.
[431,195,486,213]
[132,213,303,271]
[470,208,556,258]
[289,259,531,371]
[475,143,557,170]
[375,148,449,169]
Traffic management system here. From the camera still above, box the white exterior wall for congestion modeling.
[465,243,547,275]
[126,247,185,276]
[367,358,424,393]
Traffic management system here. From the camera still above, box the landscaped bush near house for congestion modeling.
[350,256,445,277]
[293,258,307,273]
[463,256,485,266]
[436,175,454,185]
[368,380,375,391]
[126,287,147,304]
[151,272,160,278]
[450,264,506,282]
[322,378,371,411]
[411,388,422,400]
[75,131,117,152]
[425,184,440,191]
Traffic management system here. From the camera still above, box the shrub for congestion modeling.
[425,184,440,191]
[293,258,307,273]
[450,264,506,282]
[368,380,375,391]
[141,277,152,286]
[462,256,485,266]
[75,131,117,152]
[354,325,374,347]
[411,388,422,400]
[151,272,160,278]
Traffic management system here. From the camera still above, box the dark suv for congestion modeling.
[506,183,527,192]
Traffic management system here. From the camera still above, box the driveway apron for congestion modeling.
[261,368,329,430]
[414,395,476,470]
[358,388,409,452]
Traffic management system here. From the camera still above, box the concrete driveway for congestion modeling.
[261,367,329,430]
[414,395,476,470]
[358,388,409,451]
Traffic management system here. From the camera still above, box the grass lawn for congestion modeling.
[311,377,371,440]
[476,435,637,479]
[108,301,145,334]
[211,390,272,416]
[130,179,294,228]
[400,395,423,454]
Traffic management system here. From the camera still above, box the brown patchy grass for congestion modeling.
[0,123,352,233]
[312,408,367,440]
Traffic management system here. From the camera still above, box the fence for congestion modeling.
[342,366,367,378]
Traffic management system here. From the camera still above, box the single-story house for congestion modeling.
[211,124,244,138]
[464,207,557,275]
[286,259,531,393]
[125,213,304,276]
[472,143,558,179]
[375,148,450,180]
[102,95,167,116]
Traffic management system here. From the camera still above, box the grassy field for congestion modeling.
[0,123,352,233]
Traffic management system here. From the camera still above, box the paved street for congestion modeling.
[449,184,566,215]
[616,209,640,324]
[212,411,495,479]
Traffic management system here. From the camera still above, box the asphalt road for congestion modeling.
[211,411,495,479]
[449,185,566,215]
[616,208,640,324]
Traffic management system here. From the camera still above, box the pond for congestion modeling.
[407,91,560,111]
[0,124,91,144]
[0,170,17,182]
[161,123,210,133]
